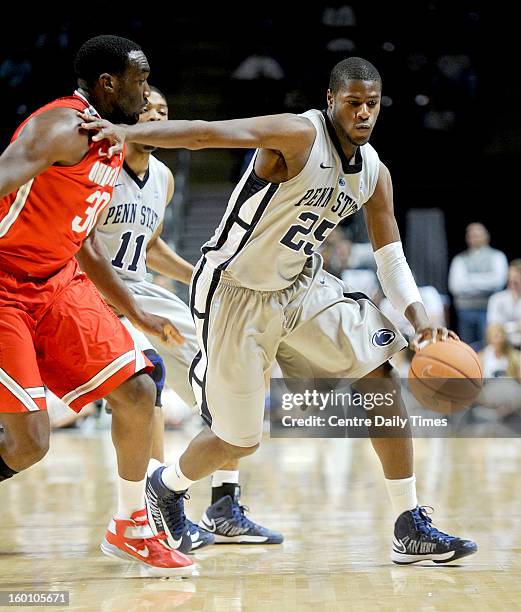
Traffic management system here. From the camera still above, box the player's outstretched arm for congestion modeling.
[0,109,88,199]
[364,162,457,349]
[76,230,184,345]
[78,112,315,160]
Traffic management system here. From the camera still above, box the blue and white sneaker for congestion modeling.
[145,466,192,554]
[187,518,215,551]
[199,486,283,544]
[392,506,477,564]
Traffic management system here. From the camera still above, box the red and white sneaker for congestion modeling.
[101,509,195,577]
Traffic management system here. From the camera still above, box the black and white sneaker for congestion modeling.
[199,486,283,544]
[187,518,215,551]
[392,506,477,564]
[145,466,192,554]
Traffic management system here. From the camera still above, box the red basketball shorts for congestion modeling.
[0,259,152,413]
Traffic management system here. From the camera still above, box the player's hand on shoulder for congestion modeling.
[410,326,459,352]
[77,112,126,158]
[130,309,185,346]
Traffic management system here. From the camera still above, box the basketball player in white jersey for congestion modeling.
[80,87,282,553]
[80,58,477,564]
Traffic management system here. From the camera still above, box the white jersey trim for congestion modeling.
[0,368,41,412]
[61,346,144,406]
[0,178,34,238]
[203,166,279,269]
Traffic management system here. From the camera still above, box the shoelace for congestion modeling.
[161,491,189,537]
[412,506,457,543]
[231,502,256,529]
[186,519,200,535]
[127,531,168,552]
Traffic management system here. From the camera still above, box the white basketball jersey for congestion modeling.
[97,156,170,282]
[202,109,380,290]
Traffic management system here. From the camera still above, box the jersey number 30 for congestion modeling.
[280,211,336,256]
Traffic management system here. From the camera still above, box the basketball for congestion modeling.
[408,339,483,413]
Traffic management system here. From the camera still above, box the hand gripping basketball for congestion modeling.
[408,339,483,414]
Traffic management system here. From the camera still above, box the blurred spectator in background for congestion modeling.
[321,3,357,56]
[232,48,285,82]
[448,222,508,348]
[487,259,521,349]
[0,49,32,89]
[479,323,521,379]
[231,42,285,117]
[327,235,352,278]
[322,230,379,300]
[477,323,521,419]
[319,227,344,272]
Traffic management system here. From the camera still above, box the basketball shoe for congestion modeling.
[187,518,215,551]
[145,466,192,553]
[199,485,283,544]
[101,509,194,577]
[392,506,477,564]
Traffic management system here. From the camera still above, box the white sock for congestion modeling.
[147,458,163,477]
[212,470,240,488]
[161,458,194,492]
[115,477,145,519]
[385,474,418,519]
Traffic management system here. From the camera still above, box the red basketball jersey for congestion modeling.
[0,91,124,278]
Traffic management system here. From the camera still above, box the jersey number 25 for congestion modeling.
[280,211,336,256]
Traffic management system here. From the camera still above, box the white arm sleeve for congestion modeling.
[374,241,423,315]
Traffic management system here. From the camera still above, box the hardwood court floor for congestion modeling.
[1,430,520,611]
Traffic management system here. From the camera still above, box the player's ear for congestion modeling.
[99,73,115,93]
[327,89,334,109]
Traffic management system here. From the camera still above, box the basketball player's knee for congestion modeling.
[111,374,156,416]
[12,427,50,469]
[132,374,157,408]
[221,440,260,459]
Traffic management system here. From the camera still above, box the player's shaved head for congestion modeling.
[329,57,381,93]
[74,35,143,87]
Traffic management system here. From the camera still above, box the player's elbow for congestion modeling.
[185,121,214,150]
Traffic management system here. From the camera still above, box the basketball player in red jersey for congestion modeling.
[0,35,193,577]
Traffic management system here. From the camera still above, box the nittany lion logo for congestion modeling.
[371,329,396,347]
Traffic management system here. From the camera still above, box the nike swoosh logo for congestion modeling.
[154,505,184,548]
[114,184,123,187]
[201,518,216,533]
[168,531,184,547]
[393,538,407,554]
[319,278,325,285]
[190,531,199,542]
[421,365,435,377]
[126,543,150,558]
[320,162,333,169]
